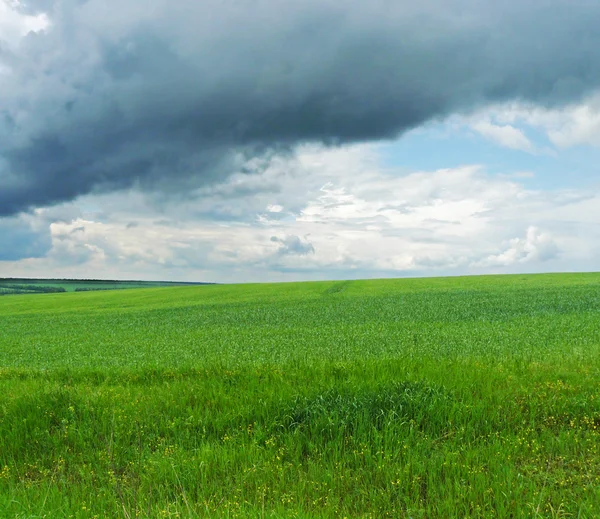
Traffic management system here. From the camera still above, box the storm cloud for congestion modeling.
[0,216,51,260]
[2,0,600,216]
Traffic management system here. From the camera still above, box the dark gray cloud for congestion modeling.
[0,217,51,261]
[2,0,600,216]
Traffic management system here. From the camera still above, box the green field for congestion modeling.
[1,273,599,518]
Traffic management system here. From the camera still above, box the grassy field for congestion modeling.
[0,273,599,518]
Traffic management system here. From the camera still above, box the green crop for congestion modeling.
[0,273,599,518]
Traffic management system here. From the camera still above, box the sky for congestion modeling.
[1,0,600,283]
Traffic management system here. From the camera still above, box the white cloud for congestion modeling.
[526,98,600,149]
[471,121,534,152]
[460,92,600,150]
[473,226,559,268]
[266,204,283,213]
[0,1,49,47]
[1,143,599,282]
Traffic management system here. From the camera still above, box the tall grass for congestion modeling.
[0,273,599,517]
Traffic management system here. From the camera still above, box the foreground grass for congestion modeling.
[0,273,599,518]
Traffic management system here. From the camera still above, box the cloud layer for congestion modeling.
[3,0,600,215]
[3,144,599,282]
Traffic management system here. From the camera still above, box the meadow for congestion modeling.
[0,273,599,518]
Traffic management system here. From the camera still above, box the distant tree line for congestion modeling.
[74,287,125,292]
[0,284,66,295]
[1,277,216,285]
